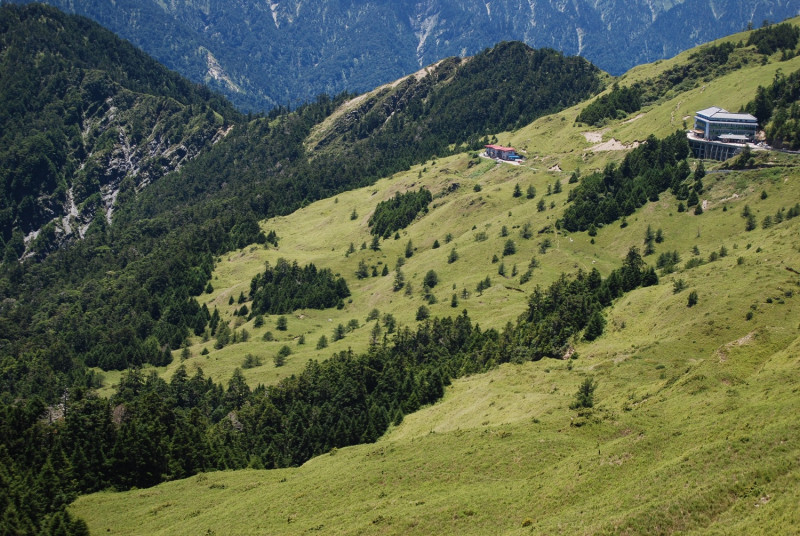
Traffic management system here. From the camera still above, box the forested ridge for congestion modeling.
[0,3,239,249]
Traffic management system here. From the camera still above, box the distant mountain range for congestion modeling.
[11,0,799,111]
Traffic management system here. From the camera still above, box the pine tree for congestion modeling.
[424,270,439,288]
[570,377,597,409]
[584,311,606,341]
[276,316,288,331]
[393,269,405,291]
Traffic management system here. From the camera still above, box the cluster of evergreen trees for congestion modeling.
[517,247,656,358]
[746,22,800,56]
[368,187,433,238]
[249,258,351,315]
[560,131,691,232]
[745,67,800,150]
[576,84,642,126]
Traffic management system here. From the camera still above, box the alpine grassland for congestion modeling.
[70,19,800,534]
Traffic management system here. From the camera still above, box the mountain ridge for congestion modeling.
[0,4,239,258]
[11,0,799,111]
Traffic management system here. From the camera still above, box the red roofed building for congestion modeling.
[485,144,522,161]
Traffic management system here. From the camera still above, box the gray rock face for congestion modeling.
[12,1,799,111]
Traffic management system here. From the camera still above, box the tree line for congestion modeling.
[0,248,656,534]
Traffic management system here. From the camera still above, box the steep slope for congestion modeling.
[0,18,611,532]
[72,88,800,536]
[69,24,800,533]
[3,14,800,535]
[10,0,798,110]
[0,4,239,260]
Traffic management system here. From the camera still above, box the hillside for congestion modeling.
[67,23,800,535]
[0,4,239,259]
[0,8,622,533]
[0,2,604,382]
[9,0,799,110]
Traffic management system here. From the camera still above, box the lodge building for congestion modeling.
[688,106,759,161]
[485,144,522,161]
[693,107,758,142]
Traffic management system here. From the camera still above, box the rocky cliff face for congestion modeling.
[13,0,799,111]
[0,4,239,260]
[23,81,231,259]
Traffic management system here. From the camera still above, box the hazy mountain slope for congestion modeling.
[11,0,798,110]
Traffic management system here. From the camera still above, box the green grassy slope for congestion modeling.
[75,21,800,534]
